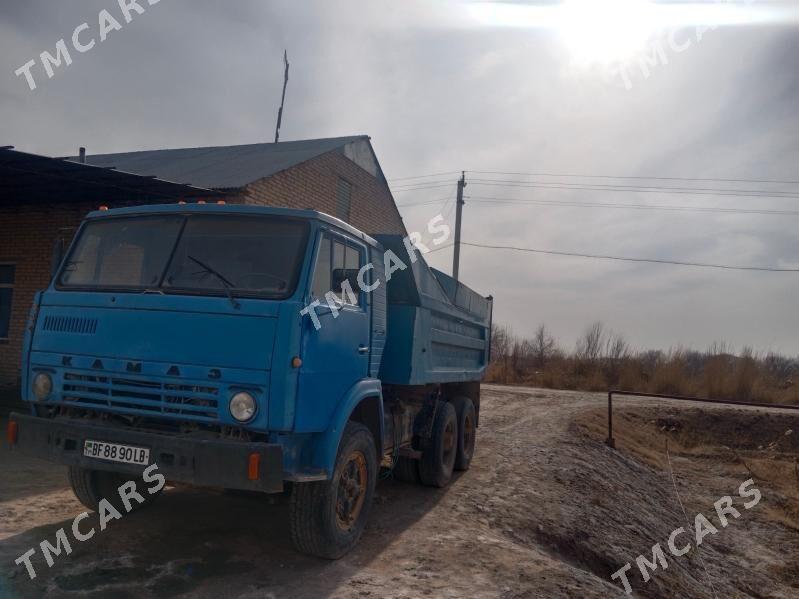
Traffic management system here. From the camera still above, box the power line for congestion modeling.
[390,182,456,193]
[388,170,461,182]
[469,170,799,187]
[388,170,799,195]
[466,179,799,200]
[436,195,454,217]
[391,179,454,188]
[392,171,799,272]
[393,177,799,200]
[471,178,799,197]
[426,242,454,255]
[396,196,453,208]
[457,242,799,272]
[390,177,453,187]
[465,195,799,216]
[442,196,458,221]
[422,242,799,272]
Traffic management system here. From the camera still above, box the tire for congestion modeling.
[419,401,458,488]
[452,396,477,471]
[289,422,377,559]
[392,456,419,483]
[68,466,160,513]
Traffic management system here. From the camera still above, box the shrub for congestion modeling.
[487,322,794,404]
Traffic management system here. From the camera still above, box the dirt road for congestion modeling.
[1,386,797,598]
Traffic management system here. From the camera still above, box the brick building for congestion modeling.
[0,136,405,407]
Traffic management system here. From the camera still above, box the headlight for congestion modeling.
[32,373,53,401]
[229,392,256,422]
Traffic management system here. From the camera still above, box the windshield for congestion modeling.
[59,214,309,299]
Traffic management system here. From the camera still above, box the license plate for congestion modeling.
[84,440,150,465]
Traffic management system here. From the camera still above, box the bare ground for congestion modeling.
[1,385,797,598]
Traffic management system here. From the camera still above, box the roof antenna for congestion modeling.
[274,50,290,143]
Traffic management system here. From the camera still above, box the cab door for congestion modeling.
[297,230,370,430]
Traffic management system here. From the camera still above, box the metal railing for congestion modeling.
[605,389,799,448]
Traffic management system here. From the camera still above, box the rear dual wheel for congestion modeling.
[392,456,420,483]
[419,401,458,487]
[452,396,477,471]
[415,397,477,487]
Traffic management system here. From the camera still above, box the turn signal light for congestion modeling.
[7,420,18,445]
[291,356,302,369]
[247,452,260,481]
[98,205,109,211]
[216,200,226,205]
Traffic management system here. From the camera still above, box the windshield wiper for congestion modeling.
[188,255,241,309]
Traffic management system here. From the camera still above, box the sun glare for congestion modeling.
[465,0,793,67]
[555,0,657,65]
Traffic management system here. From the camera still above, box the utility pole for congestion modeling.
[274,50,290,143]
[452,171,466,281]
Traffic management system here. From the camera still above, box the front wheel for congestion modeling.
[68,466,161,513]
[289,422,377,559]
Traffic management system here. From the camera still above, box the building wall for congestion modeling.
[241,149,407,236]
[0,202,96,394]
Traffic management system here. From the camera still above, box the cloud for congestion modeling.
[1,0,797,353]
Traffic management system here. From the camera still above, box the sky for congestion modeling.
[1,0,798,355]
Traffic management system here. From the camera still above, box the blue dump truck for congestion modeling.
[8,203,492,558]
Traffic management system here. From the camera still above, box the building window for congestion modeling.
[336,177,352,221]
[0,264,15,340]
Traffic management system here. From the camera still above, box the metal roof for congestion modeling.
[67,136,369,190]
[0,147,222,205]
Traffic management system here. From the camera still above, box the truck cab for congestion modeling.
[10,203,491,558]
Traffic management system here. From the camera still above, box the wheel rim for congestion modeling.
[442,418,456,464]
[463,413,475,458]
[335,450,368,532]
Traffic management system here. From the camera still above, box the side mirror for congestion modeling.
[50,236,64,280]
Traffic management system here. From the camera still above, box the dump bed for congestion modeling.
[374,235,492,386]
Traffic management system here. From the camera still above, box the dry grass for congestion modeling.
[574,406,799,531]
[488,323,799,405]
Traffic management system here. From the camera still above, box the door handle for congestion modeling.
[357,345,369,354]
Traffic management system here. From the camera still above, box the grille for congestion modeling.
[62,372,219,421]
[43,316,98,334]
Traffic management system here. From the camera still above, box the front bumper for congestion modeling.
[9,412,284,493]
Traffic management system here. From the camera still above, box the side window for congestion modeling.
[0,264,15,340]
[310,233,363,307]
[311,235,331,299]
[332,239,362,306]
